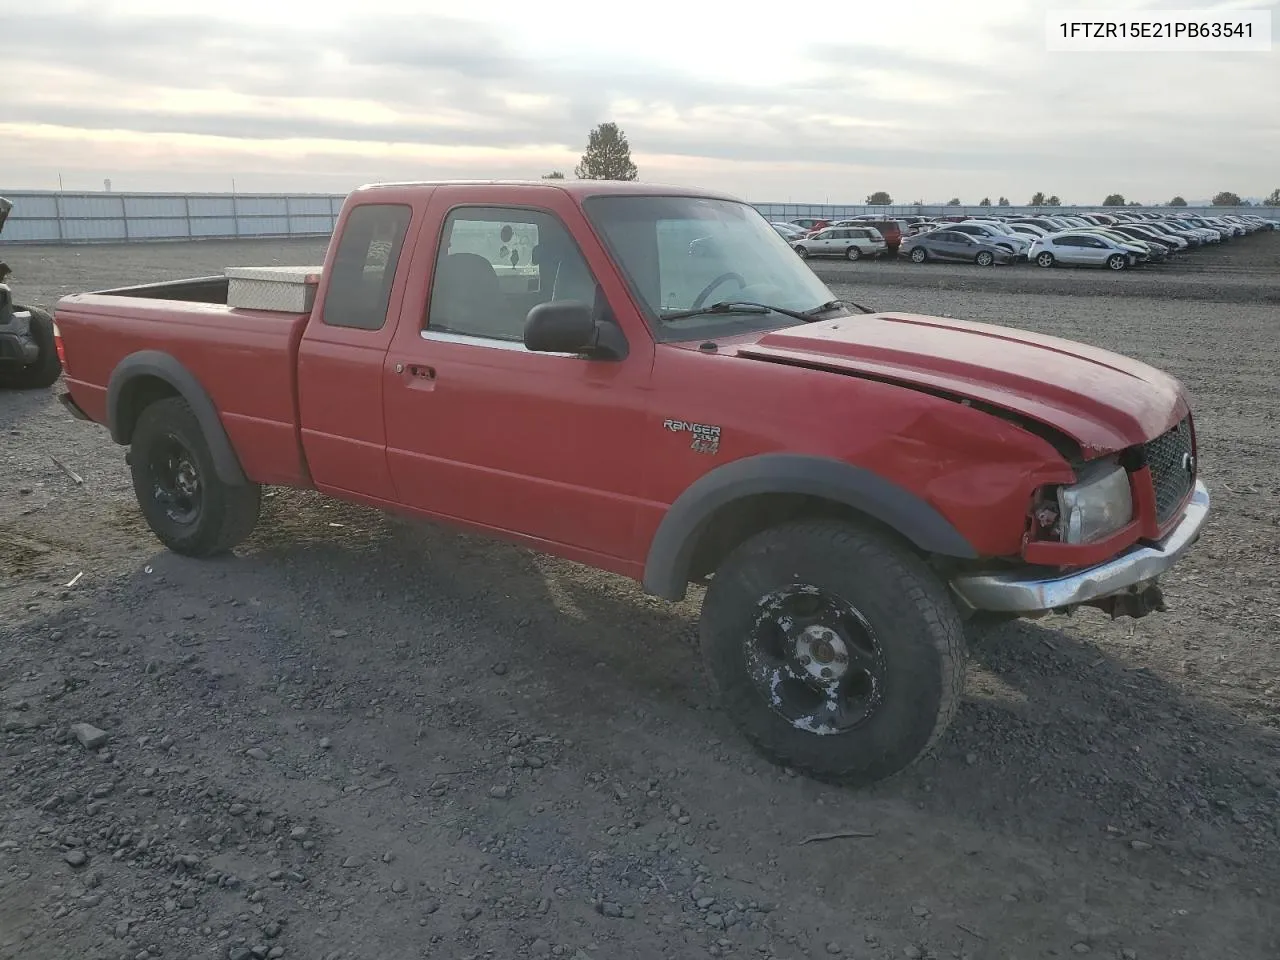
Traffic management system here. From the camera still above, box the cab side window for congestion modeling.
[426,207,599,343]
[321,203,413,331]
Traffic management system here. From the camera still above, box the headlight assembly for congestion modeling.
[1056,458,1134,544]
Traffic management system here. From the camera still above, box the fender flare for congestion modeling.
[642,453,978,601]
[106,350,248,486]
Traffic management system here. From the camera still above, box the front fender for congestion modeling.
[641,453,977,601]
[106,350,248,486]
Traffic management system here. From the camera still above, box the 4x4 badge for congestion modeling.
[664,419,721,455]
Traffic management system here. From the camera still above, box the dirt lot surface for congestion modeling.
[2,235,1278,960]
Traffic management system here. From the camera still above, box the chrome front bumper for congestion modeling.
[949,480,1210,614]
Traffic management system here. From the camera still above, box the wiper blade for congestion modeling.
[805,298,875,316]
[661,300,814,323]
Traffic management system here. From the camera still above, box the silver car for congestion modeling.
[792,226,888,261]
[900,229,1014,266]
[1028,232,1141,270]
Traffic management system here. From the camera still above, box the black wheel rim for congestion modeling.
[745,584,887,735]
[147,434,202,525]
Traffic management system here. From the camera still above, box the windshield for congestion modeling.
[582,194,840,341]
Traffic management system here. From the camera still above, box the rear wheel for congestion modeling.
[909,247,928,263]
[1106,253,1127,271]
[845,246,861,261]
[975,251,995,267]
[698,520,966,786]
[1035,251,1055,268]
[0,307,61,389]
[129,397,261,557]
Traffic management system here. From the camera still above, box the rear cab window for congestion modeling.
[321,204,413,330]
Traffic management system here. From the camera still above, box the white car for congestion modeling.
[1029,231,1144,270]
[792,226,888,261]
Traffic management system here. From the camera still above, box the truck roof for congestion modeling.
[352,179,744,203]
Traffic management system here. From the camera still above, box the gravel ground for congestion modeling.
[2,235,1278,960]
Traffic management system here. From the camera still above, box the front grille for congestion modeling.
[1141,416,1195,524]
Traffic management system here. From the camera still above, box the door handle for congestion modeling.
[406,364,435,380]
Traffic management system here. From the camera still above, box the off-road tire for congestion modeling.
[129,397,261,557]
[699,519,966,786]
[0,307,62,389]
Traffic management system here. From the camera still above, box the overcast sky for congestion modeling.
[2,0,1276,203]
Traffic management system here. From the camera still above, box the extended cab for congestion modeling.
[54,181,1210,786]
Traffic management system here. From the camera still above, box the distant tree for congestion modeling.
[541,171,566,179]
[978,197,991,206]
[1129,200,1143,206]
[1102,193,1125,206]
[946,197,961,206]
[574,123,638,181]
[997,196,1010,206]
[1030,191,1046,205]
[1168,196,1188,206]
[865,191,892,205]
[1211,191,1242,206]
[1265,188,1280,206]
[1046,195,1061,205]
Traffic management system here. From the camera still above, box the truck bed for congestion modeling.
[55,287,312,486]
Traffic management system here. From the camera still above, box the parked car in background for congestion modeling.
[1075,227,1167,263]
[790,218,832,234]
[771,222,808,240]
[849,219,904,253]
[947,222,1032,259]
[1111,224,1184,254]
[900,229,1014,266]
[793,226,888,261]
[1029,232,1142,270]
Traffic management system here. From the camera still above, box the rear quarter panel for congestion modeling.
[55,296,310,485]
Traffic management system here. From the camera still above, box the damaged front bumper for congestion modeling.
[949,480,1210,618]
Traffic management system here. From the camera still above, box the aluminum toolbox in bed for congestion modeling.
[225,265,323,313]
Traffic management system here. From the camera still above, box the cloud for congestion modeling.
[2,0,1277,201]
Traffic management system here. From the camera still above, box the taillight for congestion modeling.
[54,322,66,367]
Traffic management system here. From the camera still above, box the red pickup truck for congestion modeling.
[54,180,1210,786]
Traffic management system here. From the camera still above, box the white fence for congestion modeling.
[0,191,344,244]
[0,189,1273,245]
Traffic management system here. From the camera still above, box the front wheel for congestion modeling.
[794,245,810,259]
[699,520,966,786]
[975,251,995,267]
[129,397,262,557]
[0,307,62,389]
[1106,253,1127,271]
[1035,251,1055,268]
[909,247,928,263]
[845,246,861,261]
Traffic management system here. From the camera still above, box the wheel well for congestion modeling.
[115,375,179,443]
[685,493,920,584]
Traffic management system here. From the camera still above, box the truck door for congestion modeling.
[382,190,655,573]
[297,201,416,501]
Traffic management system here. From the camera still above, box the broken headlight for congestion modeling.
[1056,458,1134,544]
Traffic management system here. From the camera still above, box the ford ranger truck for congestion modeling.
[52,181,1210,786]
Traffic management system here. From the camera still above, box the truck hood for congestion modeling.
[736,313,1186,456]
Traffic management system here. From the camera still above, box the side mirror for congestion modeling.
[523,300,627,360]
